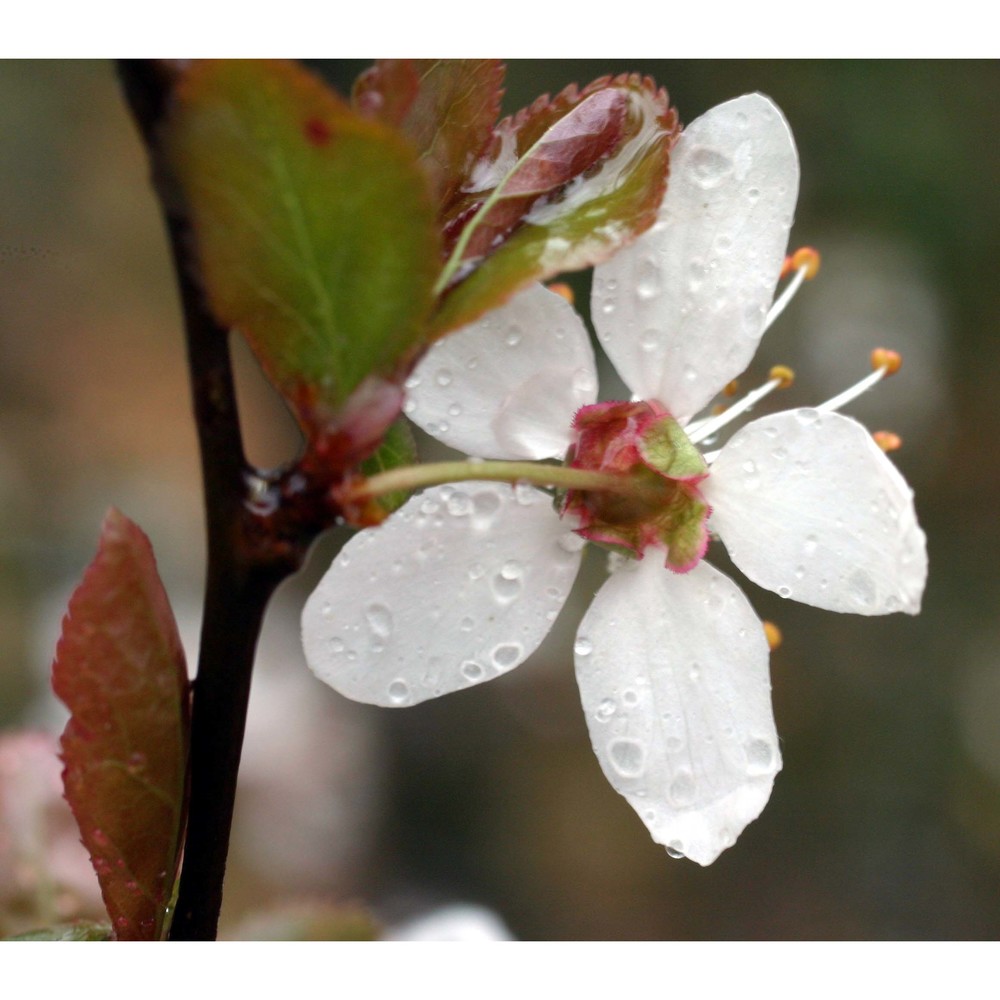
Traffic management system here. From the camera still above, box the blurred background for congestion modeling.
[0,59,998,940]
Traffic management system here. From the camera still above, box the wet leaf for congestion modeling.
[52,509,190,941]
[431,74,680,337]
[359,417,418,517]
[352,59,504,209]
[164,59,440,443]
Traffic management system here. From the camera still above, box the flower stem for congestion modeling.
[350,458,639,503]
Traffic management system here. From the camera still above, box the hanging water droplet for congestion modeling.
[387,679,410,704]
[666,842,685,859]
[795,408,820,426]
[557,532,586,555]
[574,636,594,657]
[365,603,394,639]
[778,585,792,598]
[491,643,522,670]
[745,737,774,775]
[608,737,645,777]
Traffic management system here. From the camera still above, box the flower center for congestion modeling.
[560,400,711,572]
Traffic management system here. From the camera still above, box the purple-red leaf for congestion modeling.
[431,74,680,337]
[52,509,189,941]
[352,59,504,210]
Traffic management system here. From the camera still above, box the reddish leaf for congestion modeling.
[353,59,504,209]
[431,74,680,337]
[52,510,189,941]
[164,60,440,452]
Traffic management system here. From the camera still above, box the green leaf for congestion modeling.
[358,417,418,517]
[431,74,680,337]
[9,921,113,942]
[51,510,190,941]
[164,59,441,440]
[352,59,504,209]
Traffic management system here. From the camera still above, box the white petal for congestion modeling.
[575,557,779,866]
[302,482,585,706]
[405,283,598,459]
[704,408,927,614]
[592,93,799,421]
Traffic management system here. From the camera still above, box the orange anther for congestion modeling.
[546,282,575,305]
[763,620,783,651]
[791,246,821,279]
[769,365,795,389]
[873,430,902,452]
[871,348,902,375]
[780,246,821,280]
[723,379,740,397]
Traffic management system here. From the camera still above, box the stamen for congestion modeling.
[723,379,740,397]
[873,430,902,452]
[816,348,902,414]
[763,621,783,651]
[547,282,575,305]
[688,366,795,446]
[764,247,821,335]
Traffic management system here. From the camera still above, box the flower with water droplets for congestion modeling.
[301,94,927,865]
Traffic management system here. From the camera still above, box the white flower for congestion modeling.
[301,94,927,865]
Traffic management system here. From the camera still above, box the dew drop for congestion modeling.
[595,698,616,722]
[683,364,698,383]
[387,679,410,704]
[491,643,522,670]
[446,491,472,517]
[320,601,333,619]
[447,402,463,418]
[92,829,109,848]
[459,616,475,632]
[365,603,393,639]
[665,735,684,753]
[491,572,522,603]
[794,565,805,580]
[557,532,586,554]
[741,460,757,474]
[639,328,660,353]
[468,562,486,581]
[500,559,523,580]
[402,398,417,416]
[472,489,501,528]
[504,325,523,347]
[574,636,594,657]
[803,534,818,556]
[636,256,662,299]
[688,662,701,682]
[745,737,774,775]
[622,688,639,706]
[434,368,453,387]
[461,660,484,682]
[778,585,792,598]
[666,842,685,859]
[689,146,734,188]
[608,738,646,777]
[329,637,345,654]
[884,594,901,612]
[572,368,596,395]
[795,408,820,426]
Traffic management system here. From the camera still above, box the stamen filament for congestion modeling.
[761,263,808,335]
[816,365,889,414]
[688,375,786,446]
[346,459,650,504]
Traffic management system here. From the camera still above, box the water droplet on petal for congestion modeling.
[446,491,472,517]
[491,572,522,604]
[574,636,593,657]
[848,568,876,607]
[387,679,410,704]
[595,698,616,722]
[639,328,660,353]
[434,368,453,387]
[491,643,522,670]
[622,688,639,706]
[320,601,333,619]
[689,146,734,188]
[504,325,522,347]
[804,535,818,556]
[745,738,775,775]
[461,660,484,682]
[778,585,792,598]
[365,603,393,639]
[608,738,645,777]
[459,616,475,632]
[666,842,685,859]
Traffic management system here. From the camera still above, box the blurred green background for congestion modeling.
[1,60,998,940]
